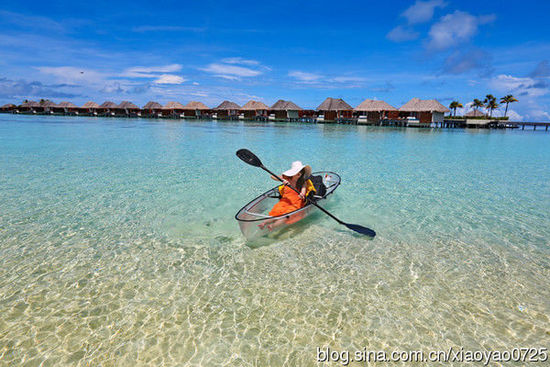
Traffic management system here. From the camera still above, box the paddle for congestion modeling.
[236,149,376,237]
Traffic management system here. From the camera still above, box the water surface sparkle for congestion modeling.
[0,115,549,366]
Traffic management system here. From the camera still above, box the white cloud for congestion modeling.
[288,71,322,82]
[427,11,495,50]
[201,63,262,78]
[329,76,368,84]
[132,25,206,33]
[191,92,209,97]
[505,109,523,121]
[0,77,82,99]
[221,57,260,66]
[402,0,447,24]
[122,64,182,78]
[530,60,550,78]
[489,75,548,97]
[530,110,550,121]
[214,74,240,80]
[154,74,186,84]
[288,71,366,88]
[0,10,65,33]
[386,25,419,42]
[442,49,492,75]
[36,66,105,84]
[100,82,124,94]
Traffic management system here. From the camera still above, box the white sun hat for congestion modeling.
[282,161,311,178]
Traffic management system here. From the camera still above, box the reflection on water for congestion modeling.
[0,115,549,366]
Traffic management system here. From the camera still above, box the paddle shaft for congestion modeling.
[258,165,345,225]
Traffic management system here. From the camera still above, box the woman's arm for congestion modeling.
[271,174,288,185]
[299,186,306,200]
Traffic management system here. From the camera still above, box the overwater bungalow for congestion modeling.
[184,101,210,119]
[465,109,486,117]
[316,98,353,123]
[0,103,16,113]
[19,101,41,114]
[241,100,269,120]
[54,102,79,115]
[162,101,186,118]
[214,101,241,120]
[98,101,118,117]
[39,100,58,114]
[269,100,303,121]
[142,101,163,118]
[354,99,398,124]
[399,98,449,127]
[80,101,100,116]
[117,101,140,117]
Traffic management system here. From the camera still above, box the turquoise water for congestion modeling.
[0,114,549,366]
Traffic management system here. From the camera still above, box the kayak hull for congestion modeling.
[235,172,341,240]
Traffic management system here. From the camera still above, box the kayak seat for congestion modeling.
[267,192,282,199]
[308,175,327,201]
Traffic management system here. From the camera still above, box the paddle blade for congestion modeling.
[345,223,376,238]
[236,149,263,167]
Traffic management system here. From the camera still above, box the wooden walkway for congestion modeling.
[508,122,550,131]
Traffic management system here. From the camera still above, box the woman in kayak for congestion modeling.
[258,161,315,231]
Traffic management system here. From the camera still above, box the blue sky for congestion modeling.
[1,0,549,121]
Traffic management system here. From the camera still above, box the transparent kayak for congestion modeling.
[235,172,341,240]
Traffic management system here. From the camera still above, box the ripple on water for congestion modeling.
[0,117,549,366]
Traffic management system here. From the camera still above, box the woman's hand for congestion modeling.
[282,179,289,185]
[298,192,305,200]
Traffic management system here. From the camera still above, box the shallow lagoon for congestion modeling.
[0,114,549,366]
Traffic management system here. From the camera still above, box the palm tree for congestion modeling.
[500,95,518,117]
[449,101,463,117]
[484,94,496,103]
[472,99,484,116]
[486,99,499,117]
[484,95,497,117]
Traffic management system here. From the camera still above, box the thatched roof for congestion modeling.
[399,98,449,113]
[1,103,16,108]
[20,101,40,107]
[40,100,57,107]
[143,101,162,109]
[316,98,353,111]
[270,100,302,110]
[215,101,241,110]
[118,101,139,109]
[82,101,99,108]
[185,101,209,110]
[465,109,486,117]
[163,101,186,110]
[241,100,269,110]
[57,102,77,108]
[355,99,397,111]
[100,101,118,108]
